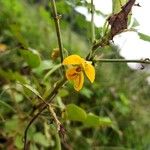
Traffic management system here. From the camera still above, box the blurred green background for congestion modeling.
[0,0,150,149]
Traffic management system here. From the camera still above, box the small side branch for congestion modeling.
[95,58,150,64]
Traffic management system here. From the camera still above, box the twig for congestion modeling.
[94,58,150,64]
[50,0,64,63]
[23,77,66,150]
[48,105,61,131]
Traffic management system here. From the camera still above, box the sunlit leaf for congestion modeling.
[20,48,41,68]
[84,113,112,127]
[33,132,50,147]
[112,0,126,13]
[64,104,87,122]
[58,89,69,97]
[14,135,23,149]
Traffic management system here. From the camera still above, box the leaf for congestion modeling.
[84,113,112,127]
[58,89,69,97]
[0,99,16,113]
[20,83,43,100]
[0,69,27,83]
[30,144,38,150]
[5,118,19,134]
[112,0,126,13]
[138,32,150,42]
[80,87,93,99]
[64,104,87,122]
[119,93,129,105]
[33,132,50,147]
[20,48,41,68]
[33,60,54,76]
[14,135,23,149]
[10,24,28,48]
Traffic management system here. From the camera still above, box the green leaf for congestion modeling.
[20,83,43,100]
[20,48,41,68]
[0,69,27,83]
[33,132,50,147]
[80,87,93,99]
[33,60,54,76]
[112,0,126,13]
[30,144,38,150]
[138,32,150,42]
[0,99,16,113]
[64,104,87,122]
[58,89,69,97]
[10,24,28,48]
[119,93,129,106]
[5,118,19,134]
[14,135,23,149]
[84,113,112,127]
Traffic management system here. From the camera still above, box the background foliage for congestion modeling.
[0,0,150,149]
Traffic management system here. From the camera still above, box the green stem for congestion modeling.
[50,0,64,63]
[87,0,95,60]
[94,58,150,64]
[91,0,95,43]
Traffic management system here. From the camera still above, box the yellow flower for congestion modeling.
[63,55,95,91]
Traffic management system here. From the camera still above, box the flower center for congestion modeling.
[76,66,82,72]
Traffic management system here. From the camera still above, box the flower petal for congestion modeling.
[73,72,84,91]
[84,62,95,83]
[63,55,83,65]
[66,67,78,80]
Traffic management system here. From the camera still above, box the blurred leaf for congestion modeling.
[20,48,41,68]
[114,101,130,115]
[84,113,112,127]
[33,132,50,147]
[10,24,28,48]
[0,43,7,52]
[58,89,69,97]
[5,118,19,134]
[20,83,43,100]
[14,135,23,149]
[119,93,129,106]
[33,60,54,76]
[14,92,23,102]
[138,32,150,42]
[64,104,87,122]
[80,87,93,99]
[0,99,16,113]
[0,69,27,83]
[30,144,38,150]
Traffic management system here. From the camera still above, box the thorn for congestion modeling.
[134,3,141,7]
